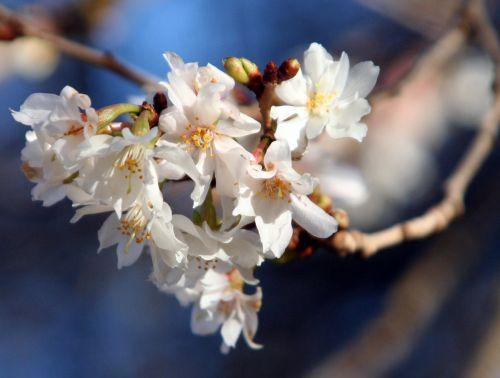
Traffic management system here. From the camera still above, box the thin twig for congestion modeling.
[330,0,499,257]
[0,4,157,89]
[252,83,277,163]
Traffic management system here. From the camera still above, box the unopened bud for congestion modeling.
[223,57,260,85]
[332,209,350,230]
[0,20,22,41]
[278,58,300,83]
[153,92,168,115]
[263,61,278,84]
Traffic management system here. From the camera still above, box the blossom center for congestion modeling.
[115,144,145,174]
[181,125,215,155]
[260,176,292,201]
[227,268,244,291]
[307,91,336,116]
[114,144,146,193]
[117,204,151,245]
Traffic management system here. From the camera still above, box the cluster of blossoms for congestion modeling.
[12,43,378,352]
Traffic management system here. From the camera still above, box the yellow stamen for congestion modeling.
[259,176,292,201]
[227,268,244,291]
[306,91,337,116]
[114,144,146,193]
[117,204,151,248]
[181,125,215,156]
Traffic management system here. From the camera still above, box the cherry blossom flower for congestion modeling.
[167,269,262,353]
[11,45,380,353]
[151,214,263,289]
[159,52,261,198]
[233,140,338,258]
[72,184,186,269]
[271,42,379,154]
[12,86,98,205]
[77,127,209,215]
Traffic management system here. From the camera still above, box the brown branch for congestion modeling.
[310,182,499,377]
[0,4,157,89]
[329,0,500,258]
[251,83,277,163]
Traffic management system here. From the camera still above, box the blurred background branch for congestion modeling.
[0,4,157,89]
[329,0,499,257]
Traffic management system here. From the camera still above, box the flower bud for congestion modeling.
[153,92,168,114]
[263,61,278,84]
[223,57,260,85]
[278,58,300,83]
[0,20,22,41]
[332,209,350,230]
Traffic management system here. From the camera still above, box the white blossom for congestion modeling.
[13,86,98,205]
[234,140,338,258]
[167,269,262,353]
[72,185,186,269]
[10,44,378,353]
[77,127,209,215]
[151,214,263,289]
[271,42,379,154]
[159,52,261,198]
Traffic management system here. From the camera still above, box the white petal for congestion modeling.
[151,220,186,253]
[232,188,256,218]
[163,51,185,71]
[172,214,217,251]
[343,61,380,99]
[305,115,328,140]
[247,163,276,180]
[264,140,292,169]
[254,201,292,258]
[326,121,368,142]
[214,136,254,197]
[275,69,308,106]
[330,52,350,96]
[158,107,189,138]
[191,305,221,336]
[154,144,211,207]
[116,238,143,269]
[221,317,243,348]
[224,230,263,268]
[304,42,334,83]
[290,194,337,238]
[273,106,309,153]
[122,127,158,145]
[290,172,317,195]
[11,93,60,126]
[165,73,196,108]
[77,134,114,159]
[216,114,260,138]
[185,85,222,125]
[71,204,112,223]
[37,185,66,207]
[97,213,121,251]
[335,98,371,126]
